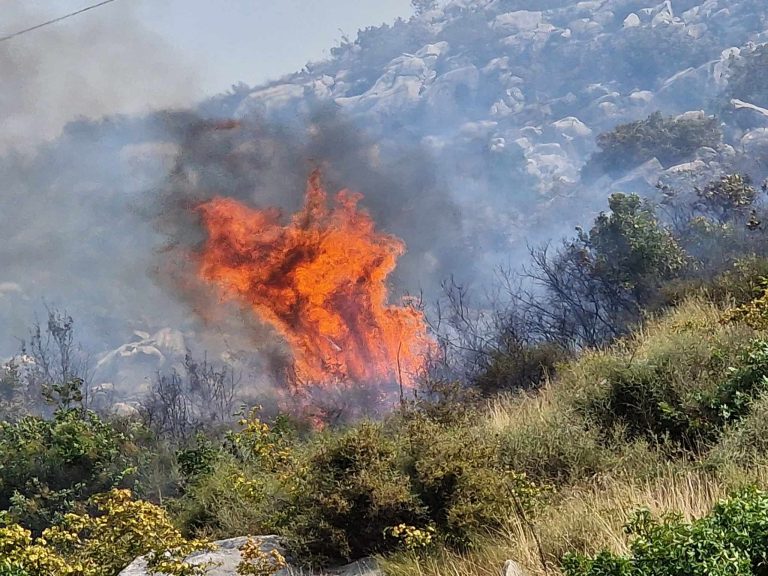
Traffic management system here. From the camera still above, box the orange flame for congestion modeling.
[195,171,432,394]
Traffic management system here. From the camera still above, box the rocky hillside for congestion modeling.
[218,0,768,232]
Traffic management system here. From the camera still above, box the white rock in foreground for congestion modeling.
[118,536,382,576]
[502,559,528,576]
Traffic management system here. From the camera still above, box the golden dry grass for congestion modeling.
[381,298,768,576]
[381,466,768,576]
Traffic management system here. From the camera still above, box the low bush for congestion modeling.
[284,422,425,565]
[173,410,295,538]
[488,392,611,485]
[709,391,768,468]
[584,112,721,177]
[560,299,759,452]
[582,337,768,453]
[473,342,569,396]
[0,489,209,576]
[404,414,542,548]
[0,409,139,534]
[563,487,768,576]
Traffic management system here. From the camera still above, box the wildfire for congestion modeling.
[195,171,432,394]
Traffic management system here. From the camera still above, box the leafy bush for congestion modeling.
[262,410,547,565]
[473,341,569,396]
[710,391,768,468]
[284,422,425,565]
[584,112,721,177]
[563,487,768,576]
[497,400,610,485]
[0,489,209,576]
[0,409,139,534]
[237,537,287,576]
[404,415,542,547]
[583,336,768,453]
[173,410,295,538]
[725,43,768,114]
[524,193,688,348]
[0,563,29,576]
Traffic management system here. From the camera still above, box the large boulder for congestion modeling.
[118,536,382,576]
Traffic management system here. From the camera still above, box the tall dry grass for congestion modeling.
[381,466,768,576]
[382,298,768,576]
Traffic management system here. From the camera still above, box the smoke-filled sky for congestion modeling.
[136,0,414,92]
[3,0,412,151]
[0,0,425,372]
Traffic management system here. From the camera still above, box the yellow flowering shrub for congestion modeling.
[384,524,436,551]
[0,489,211,576]
[726,279,768,330]
[228,408,294,471]
[237,537,287,576]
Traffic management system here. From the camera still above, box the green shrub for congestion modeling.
[0,409,139,534]
[584,111,721,177]
[473,341,569,396]
[582,338,768,452]
[177,433,219,487]
[405,415,542,548]
[563,487,768,576]
[173,410,296,538]
[710,392,768,468]
[0,564,29,576]
[173,456,286,539]
[525,193,688,348]
[498,405,609,485]
[725,43,768,112]
[658,256,768,309]
[0,489,209,576]
[284,422,425,566]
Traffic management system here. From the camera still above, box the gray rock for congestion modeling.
[493,11,543,34]
[502,559,528,576]
[623,13,641,28]
[118,536,381,576]
[611,158,664,194]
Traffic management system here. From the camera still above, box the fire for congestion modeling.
[195,171,432,394]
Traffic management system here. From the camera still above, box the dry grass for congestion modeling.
[381,466,768,576]
[382,298,768,576]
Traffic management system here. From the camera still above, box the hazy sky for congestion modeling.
[11,0,414,94]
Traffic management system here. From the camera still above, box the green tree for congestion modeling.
[584,112,721,177]
[525,193,687,347]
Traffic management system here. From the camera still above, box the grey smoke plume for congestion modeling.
[0,1,199,356]
[150,108,474,379]
[0,2,199,152]
[155,107,471,300]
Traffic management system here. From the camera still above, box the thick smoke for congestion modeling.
[0,2,199,360]
[0,3,199,153]
[156,108,471,297]
[0,97,473,399]
[152,108,473,384]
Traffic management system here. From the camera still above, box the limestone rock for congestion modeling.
[502,559,528,576]
[118,536,382,576]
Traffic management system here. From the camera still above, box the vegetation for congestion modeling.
[584,112,722,178]
[563,488,768,576]
[0,489,209,576]
[5,166,768,575]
